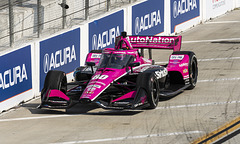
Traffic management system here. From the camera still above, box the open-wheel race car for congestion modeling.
[38,32,198,110]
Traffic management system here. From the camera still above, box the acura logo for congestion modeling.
[135,17,140,35]
[43,53,49,73]
[173,1,178,18]
[92,34,97,50]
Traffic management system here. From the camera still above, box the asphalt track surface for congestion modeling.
[1,9,240,144]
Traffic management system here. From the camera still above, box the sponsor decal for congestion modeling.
[179,63,188,67]
[134,65,150,73]
[85,91,94,94]
[183,68,188,73]
[114,51,127,54]
[127,51,138,54]
[155,69,168,79]
[173,0,198,19]
[89,81,106,86]
[114,101,130,105]
[127,36,175,44]
[170,60,181,64]
[87,85,101,88]
[212,0,225,9]
[134,102,144,107]
[184,75,190,79]
[132,0,164,35]
[91,54,102,59]
[85,87,96,94]
[185,78,190,84]
[170,55,184,60]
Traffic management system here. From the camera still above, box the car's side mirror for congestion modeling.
[86,62,96,66]
[129,62,140,73]
[86,62,95,73]
[129,62,140,67]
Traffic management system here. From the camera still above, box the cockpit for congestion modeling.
[98,52,134,69]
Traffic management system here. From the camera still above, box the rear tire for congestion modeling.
[137,72,159,109]
[187,53,198,90]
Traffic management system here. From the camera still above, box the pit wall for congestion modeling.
[0,0,239,112]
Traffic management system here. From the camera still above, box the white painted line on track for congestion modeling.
[157,101,240,110]
[155,57,240,64]
[0,114,80,122]
[183,37,240,43]
[206,21,240,24]
[198,57,240,62]
[51,131,203,144]
[198,77,240,83]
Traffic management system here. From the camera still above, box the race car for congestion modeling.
[38,32,198,110]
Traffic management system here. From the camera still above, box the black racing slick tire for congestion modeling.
[187,53,198,90]
[137,72,160,109]
[41,70,67,95]
[172,51,198,90]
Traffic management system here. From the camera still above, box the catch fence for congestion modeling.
[0,0,138,48]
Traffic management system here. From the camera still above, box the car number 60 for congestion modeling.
[92,75,108,80]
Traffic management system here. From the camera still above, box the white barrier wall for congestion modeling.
[236,0,240,7]
[0,44,34,112]
[0,0,239,112]
[203,0,235,21]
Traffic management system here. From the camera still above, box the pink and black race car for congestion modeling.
[39,32,198,110]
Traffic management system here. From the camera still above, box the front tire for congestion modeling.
[41,70,67,97]
[137,72,160,109]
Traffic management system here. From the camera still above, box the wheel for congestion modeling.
[187,53,198,90]
[41,70,67,95]
[172,51,198,90]
[137,72,160,109]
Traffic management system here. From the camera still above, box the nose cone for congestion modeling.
[80,68,126,101]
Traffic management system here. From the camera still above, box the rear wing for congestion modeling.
[126,35,182,51]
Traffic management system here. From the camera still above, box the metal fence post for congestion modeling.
[85,0,89,20]
[8,0,14,47]
[107,0,110,11]
[62,0,67,29]
[37,0,42,38]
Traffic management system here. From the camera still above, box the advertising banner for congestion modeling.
[132,0,164,35]
[40,28,80,90]
[89,10,124,51]
[205,0,234,20]
[0,46,32,102]
[171,0,200,33]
